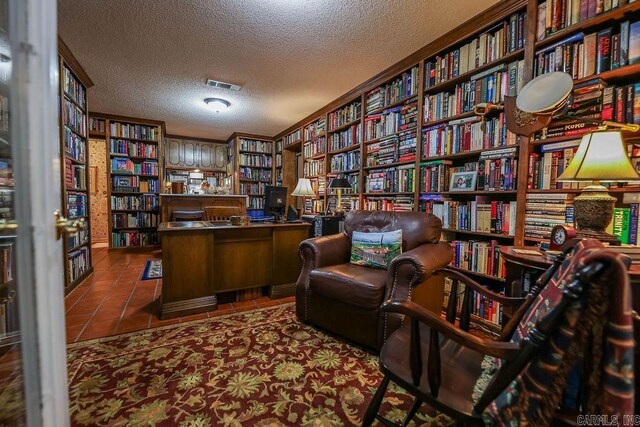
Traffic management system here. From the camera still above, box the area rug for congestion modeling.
[67,303,451,426]
[141,259,162,280]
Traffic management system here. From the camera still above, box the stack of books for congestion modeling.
[524,193,575,240]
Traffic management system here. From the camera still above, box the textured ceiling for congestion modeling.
[58,0,498,140]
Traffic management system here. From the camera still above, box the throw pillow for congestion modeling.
[350,229,402,269]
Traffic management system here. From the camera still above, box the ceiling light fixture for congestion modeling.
[204,97,231,113]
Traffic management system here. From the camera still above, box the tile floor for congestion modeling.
[64,247,294,343]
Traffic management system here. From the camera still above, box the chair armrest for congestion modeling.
[388,242,453,288]
[434,267,526,307]
[381,300,520,359]
[298,233,351,269]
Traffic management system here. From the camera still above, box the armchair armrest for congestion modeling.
[381,299,519,359]
[388,242,454,288]
[434,267,526,307]
[298,233,351,269]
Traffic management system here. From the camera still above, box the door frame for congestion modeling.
[11,0,69,425]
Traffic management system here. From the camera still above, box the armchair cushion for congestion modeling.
[350,229,403,269]
[310,263,387,310]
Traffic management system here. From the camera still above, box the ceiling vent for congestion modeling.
[206,79,241,91]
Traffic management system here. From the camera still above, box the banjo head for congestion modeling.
[516,72,573,115]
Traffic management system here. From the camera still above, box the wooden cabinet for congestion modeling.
[164,136,228,171]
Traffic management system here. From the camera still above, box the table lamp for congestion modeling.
[327,177,352,215]
[291,178,316,216]
[557,130,640,241]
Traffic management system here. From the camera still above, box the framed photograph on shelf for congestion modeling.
[449,171,477,192]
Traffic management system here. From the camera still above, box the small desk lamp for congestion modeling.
[327,177,352,215]
[291,178,316,216]
[557,130,640,241]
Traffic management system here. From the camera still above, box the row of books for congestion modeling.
[524,193,575,240]
[365,165,415,193]
[239,138,273,153]
[364,196,414,211]
[248,197,265,210]
[63,100,86,137]
[422,197,517,235]
[65,160,86,190]
[366,130,417,166]
[328,100,361,132]
[311,177,326,196]
[420,160,451,193]
[111,230,158,247]
[239,153,272,167]
[89,118,105,134]
[112,212,159,229]
[425,11,527,88]
[112,176,159,193]
[443,277,504,328]
[331,150,360,173]
[304,199,325,214]
[239,182,266,196]
[275,153,282,168]
[534,20,640,79]
[364,102,418,141]
[450,240,507,279]
[66,192,87,219]
[110,122,158,141]
[109,139,158,159]
[424,60,525,122]
[283,130,301,146]
[329,123,361,152]
[68,246,90,283]
[365,66,419,113]
[66,229,89,251]
[63,66,86,109]
[303,137,326,158]
[110,194,158,211]
[64,127,86,163]
[304,117,326,141]
[111,158,159,175]
[528,139,583,189]
[239,167,271,182]
[536,0,636,41]
[304,158,325,177]
[421,113,517,158]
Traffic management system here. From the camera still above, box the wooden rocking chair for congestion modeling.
[363,241,634,426]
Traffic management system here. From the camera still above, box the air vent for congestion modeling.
[206,79,241,91]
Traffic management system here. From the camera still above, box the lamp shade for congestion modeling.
[327,177,351,189]
[291,178,316,197]
[557,130,640,182]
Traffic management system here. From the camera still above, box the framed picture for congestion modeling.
[449,171,477,191]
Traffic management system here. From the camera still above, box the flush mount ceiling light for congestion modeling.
[204,97,231,113]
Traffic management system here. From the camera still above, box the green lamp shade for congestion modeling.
[558,130,640,182]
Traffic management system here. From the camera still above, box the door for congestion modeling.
[182,140,197,168]
[0,0,69,426]
[214,144,226,169]
[165,138,182,168]
[199,142,213,170]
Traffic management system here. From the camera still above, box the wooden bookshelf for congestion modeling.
[59,39,94,292]
[91,113,163,249]
[226,133,275,213]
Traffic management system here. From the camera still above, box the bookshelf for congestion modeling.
[275,138,283,186]
[226,133,274,213]
[59,40,94,291]
[91,113,164,249]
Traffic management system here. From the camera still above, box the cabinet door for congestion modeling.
[165,138,183,168]
[214,145,227,169]
[182,140,197,168]
[199,143,214,170]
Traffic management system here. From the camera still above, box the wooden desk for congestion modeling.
[158,221,310,318]
[159,194,247,223]
[501,246,639,404]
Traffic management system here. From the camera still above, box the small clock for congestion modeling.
[550,225,577,250]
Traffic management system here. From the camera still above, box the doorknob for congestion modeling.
[54,210,86,240]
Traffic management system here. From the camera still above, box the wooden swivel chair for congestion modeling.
[363,240,634,426]
[204,206,240,221]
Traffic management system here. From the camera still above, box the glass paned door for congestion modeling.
[0,0,25,424]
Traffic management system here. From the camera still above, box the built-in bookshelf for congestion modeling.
[59,41,94,291]
[275,138,283,186]
[227,133,274,212]
[92,113,163,249]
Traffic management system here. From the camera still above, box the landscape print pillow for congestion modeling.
[350,229,402,269]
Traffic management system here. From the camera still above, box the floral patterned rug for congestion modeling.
[67,303,451,426]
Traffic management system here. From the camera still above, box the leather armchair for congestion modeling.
[296,211,452,351]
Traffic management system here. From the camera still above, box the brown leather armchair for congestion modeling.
[295,211,452,351]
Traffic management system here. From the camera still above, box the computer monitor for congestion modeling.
[264,185,287,220]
